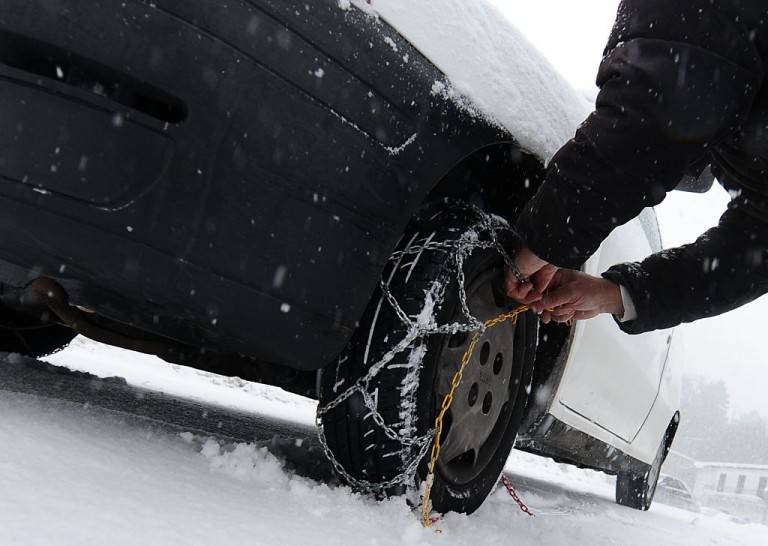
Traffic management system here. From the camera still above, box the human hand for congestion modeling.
[504,247,558,305]
[530,269,624,324]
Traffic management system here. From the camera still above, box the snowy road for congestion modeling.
[0,339,764,545]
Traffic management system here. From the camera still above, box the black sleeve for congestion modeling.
[602,195,768,334]
[515,0,763,269]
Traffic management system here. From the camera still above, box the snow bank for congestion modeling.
[46,336,317,425]
[346,0,590,161]
[8,344,767,545]
[2,390,764,546]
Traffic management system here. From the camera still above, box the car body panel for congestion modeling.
[0,0,510,370]
[544,209,679,465]
[558,211,673,443]
[518,209,680,468]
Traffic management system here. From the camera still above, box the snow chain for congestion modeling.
[500,474,536,518]
[420,304,533,528]
[314,205,538,527]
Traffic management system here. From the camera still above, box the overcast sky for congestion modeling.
[490,0,766,419]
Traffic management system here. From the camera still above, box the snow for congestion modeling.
[694,462,768,470]
[0,384,764,545]
[45,337,315,425]
[384,131,418,156]
[348,0,591,161]
[0,339,748,544]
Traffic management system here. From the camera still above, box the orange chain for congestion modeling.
[421,305,533,527]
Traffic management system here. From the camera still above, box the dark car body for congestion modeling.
[0,0,538,372]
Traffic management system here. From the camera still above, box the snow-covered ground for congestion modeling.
[0,338,762,545]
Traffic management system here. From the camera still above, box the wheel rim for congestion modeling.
[435,268,526,486]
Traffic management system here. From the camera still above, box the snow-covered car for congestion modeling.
[654,475,701,513]
[0,0,685,514]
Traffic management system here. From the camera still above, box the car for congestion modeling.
[0,0,691,515]
[654,475,702,513]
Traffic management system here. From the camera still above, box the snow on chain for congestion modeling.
[316,205,520,494]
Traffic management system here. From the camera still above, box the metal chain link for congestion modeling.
[424,474,536,529]
[500,474,536,518]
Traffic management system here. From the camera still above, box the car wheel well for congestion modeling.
[424,142,545,220]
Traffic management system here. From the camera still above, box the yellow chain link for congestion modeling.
[421,304,531,527]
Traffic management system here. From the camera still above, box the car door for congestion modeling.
[554,209,672,442]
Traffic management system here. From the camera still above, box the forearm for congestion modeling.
[516,0,761,268]
[516,127,678,268]
[602,201,768,334]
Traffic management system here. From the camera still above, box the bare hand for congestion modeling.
[530,269,624,323]
[504,247,557,304]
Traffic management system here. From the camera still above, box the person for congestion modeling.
[505,0,768,334]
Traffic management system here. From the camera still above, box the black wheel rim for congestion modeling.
[435,268,526,486]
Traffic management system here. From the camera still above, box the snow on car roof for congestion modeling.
[344,0,591,162]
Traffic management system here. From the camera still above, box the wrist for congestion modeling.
[517,247,547,277]
[601,279,624,316]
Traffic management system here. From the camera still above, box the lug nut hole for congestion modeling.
[468,383,479,406]
[482,391,493,414]
[480,341,490,365]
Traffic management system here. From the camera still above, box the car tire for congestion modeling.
[0,303,76,358]
[616,432,668,511]
[318,204,537,515]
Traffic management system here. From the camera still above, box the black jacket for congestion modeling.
[516,0,768,334]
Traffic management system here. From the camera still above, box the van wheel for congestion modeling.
[318,205,537,515]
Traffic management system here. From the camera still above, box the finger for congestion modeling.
[551,306,575,320]
[540,309,552,324]
[504,269,519,288]
[514,247,547,278]
[531,265,558,294]
[504,267,527,294]
[573,310,600,321]
[508,282,534,303]
[504,271,519,295]
[553,310,576,323]
[540,285,575,310]
[520,288,543,306]
[512,284,533,302]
